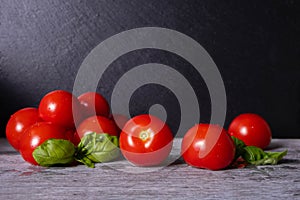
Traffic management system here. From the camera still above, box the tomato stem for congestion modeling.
[139,130,150,141]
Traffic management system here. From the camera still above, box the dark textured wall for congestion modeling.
[0,0,299,138]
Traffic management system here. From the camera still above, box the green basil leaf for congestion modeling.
[231,136,246,160]
[76,156,95,168]
[265,150,288,164]
[75,133,120,167]
[242,146,287,165]
[33,139,75,167]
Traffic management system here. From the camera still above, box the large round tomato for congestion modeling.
[181,124,235,170]
[119,114,173,166]
[75,115,119,138]
[19,122,68,165]
[6,107,43,150]
[78,92,110,118]
[228,113,272,149]
[39,90,83,129]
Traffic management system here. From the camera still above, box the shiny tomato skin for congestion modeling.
[228,113,272,149]
[6,108,43,151]
[19,122,68,165]
[39,90,83,129]
[78,92,110,118]
[181,124,235,170]
[75,115,119,138]
[119,114,173,166]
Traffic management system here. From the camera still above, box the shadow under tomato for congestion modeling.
[167,157,185,166]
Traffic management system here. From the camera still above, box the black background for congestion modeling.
[0,0,299,138]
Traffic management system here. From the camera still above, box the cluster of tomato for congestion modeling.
[121,112,272,170]
[6,89,272,170]
[5,90,126,165]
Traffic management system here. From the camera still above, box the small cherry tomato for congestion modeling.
[6,107,43,150]
[19,122,68,165]
[39,90,83,129]
[75,115,119,138]
[78,92,110,118]
[228,113,272,149]
[119,114,173,166]
[65,129,81,146]
[181,124,235,170]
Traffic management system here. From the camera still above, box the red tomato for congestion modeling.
[65,129,81,146]
[75,115,119,138]
[181,124,235,170]
[6,108,43,151]
[19,122,68,165]
[119,114,173,166]
[39,90,83,129]
[228,113,272,149]
[78,92,110,118]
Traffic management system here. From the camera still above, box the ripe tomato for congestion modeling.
[75,115,119,138]
[65,129,81,146]
[78,92,110,118]
[19,122,68,165]
[228,113,272,149]
[181,124,235,170]
[119,114,173,166]
[39,90,83,129]
[6,107,43,150]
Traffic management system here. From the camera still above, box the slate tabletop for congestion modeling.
[0,138,299,200]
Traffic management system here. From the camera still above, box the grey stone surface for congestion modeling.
[0,138,299,199]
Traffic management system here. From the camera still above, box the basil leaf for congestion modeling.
[75,133,120,167]
[231,136,246,160]
[265,150,288,164]
[242,146,287,165]
[33,139,75,167]
[75,155,95,168]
